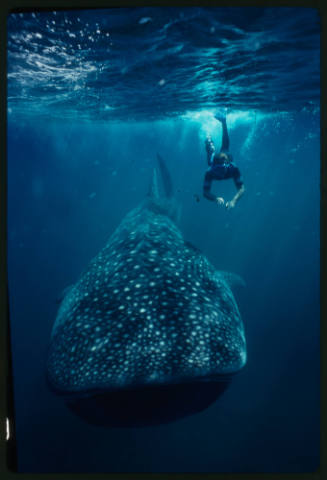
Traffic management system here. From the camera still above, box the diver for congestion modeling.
[203,114,245,209]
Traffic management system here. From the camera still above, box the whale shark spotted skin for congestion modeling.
[46,158,246,398]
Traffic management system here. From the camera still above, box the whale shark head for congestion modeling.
[46,154,246,425]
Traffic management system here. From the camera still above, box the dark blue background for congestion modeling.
[7,111,319,472]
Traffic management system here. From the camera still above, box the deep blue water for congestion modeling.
[7,7,320,473]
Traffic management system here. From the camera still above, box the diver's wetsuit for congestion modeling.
[203,118,244,202]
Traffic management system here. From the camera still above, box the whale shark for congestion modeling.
[46,154,246,426]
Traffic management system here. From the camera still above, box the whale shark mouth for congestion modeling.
[47,364,239,426]
[64,380,232,427]
[47,370,238,398]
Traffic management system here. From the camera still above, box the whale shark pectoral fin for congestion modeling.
[157,153,173,198]
[184,240,201,254]
[216,271,246,289]
[56,284,74,304]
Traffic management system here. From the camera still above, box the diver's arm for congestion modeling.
[203,171,216,201]
[226,167,245,209]
[228,184,245,208]
[203,171,224,205]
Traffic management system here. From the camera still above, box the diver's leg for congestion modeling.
[214,114,229,152]
[220,117,229,152]
[205,137,215,165]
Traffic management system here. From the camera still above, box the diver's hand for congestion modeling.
[225,200,236,210]
[216,197,225,206]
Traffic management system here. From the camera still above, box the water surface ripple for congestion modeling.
[7,7,320,121]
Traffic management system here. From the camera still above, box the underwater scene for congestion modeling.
[7,7,320,473]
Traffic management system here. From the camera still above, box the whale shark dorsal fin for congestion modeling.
[157,153,173,198]
[148,167,159,199]
[217,271,246,289]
